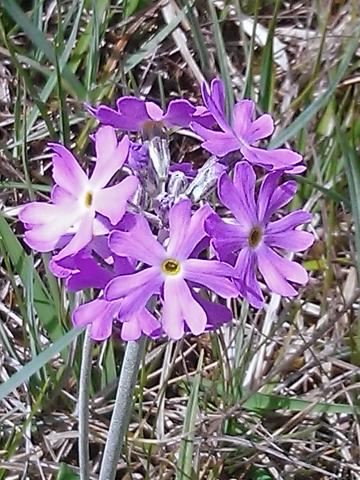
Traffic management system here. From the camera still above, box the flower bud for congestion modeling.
[186,157,226,202]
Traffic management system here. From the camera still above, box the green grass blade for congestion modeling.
[292,174,349,206]
[197,378,360,415]
[242,391,360,415]
[180,0,211,78]
[56,463,80,480]
[176,351,203,480]
[258,0,281,112]
[0,327,83,401]
[336,117,360,278]
[54,45,71,146]
[207,1,234,117]
[241,0,260,99]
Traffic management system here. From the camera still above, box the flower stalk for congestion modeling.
[78,326,93,480]
[98,336,146,480]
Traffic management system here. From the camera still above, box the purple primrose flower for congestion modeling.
[104,199,238,340]
[89,96,197,133]
[19,127,138,260]
[206,162,314,307]
[52,244,161,341]
[66,241,232,341]
[191,79,302,170]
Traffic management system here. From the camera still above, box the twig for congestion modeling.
[98,337,146,480]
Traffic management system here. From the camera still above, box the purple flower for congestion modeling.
[104,199,238,340]
[206,162,314,307]
[73,297,161,341]
[89,96,196,133]
[19,127,138,260]
[191,79,302,170]
[67,248,232,341]
[62,245,160,341]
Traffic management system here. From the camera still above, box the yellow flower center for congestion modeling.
[248,226,263,248]
[161,258,181,276]
[84,191,93,208]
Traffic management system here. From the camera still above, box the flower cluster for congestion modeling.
[19,79,313,341]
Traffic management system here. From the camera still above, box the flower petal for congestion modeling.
[163,279,207,338]
[191,123,240,157]
[94,125,117,160]
[183,258,238,297]
[265,230,314,252]
[268,180,297,216]
[93,175,138,225]
[257,245,308,297]
[49,143,88,193]
[137,309,161,337]
[93,105,141,130]
[72,298,120,341]
[168,202,212,260]
[232,99,254,139]
[247,113,274,143]
[178,281,207,336]
[19,202,72,225]
[194,293,232,330]
[120,318,142,341]
[233,161,257,221]
[163,99,196,128]
[218,167,255,228]
[144,101,163,121]
[162,279,184,340]
[121,310,161,341]
[266,211,312,235]
[240,145,302,169]
[201,79,228,131]
[23,234,61,252]
[205,214,248,260]
[65,256,114,291]
[90,130,130,189]
[54,210,95,260]
[116,97,150,129]
[166,199,190,257]
[105,266,162,301]
[234,248,264,308]
[118,275,162,318]
[256,171,282,223]
[109,215,166,265]
[22,204,81,245]
[51,185,75,204]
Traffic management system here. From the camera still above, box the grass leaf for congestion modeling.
[0,327,83,402]
[176,351,204,480]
